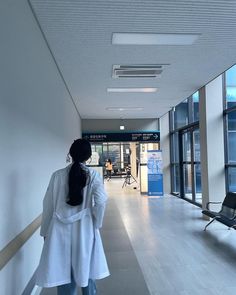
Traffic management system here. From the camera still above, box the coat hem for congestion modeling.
[36,272,110,288]
[36,279,71,288]
[89,271,110,281]
[78,271,110,287]
[75,271,110,288]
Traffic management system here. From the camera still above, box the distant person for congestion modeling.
[36,139,110,295]
[105,159,113,181]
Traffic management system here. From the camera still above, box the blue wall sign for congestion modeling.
[147,150,164,196]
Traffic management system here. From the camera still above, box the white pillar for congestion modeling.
[160,113,171,194]
[130,142,137,178]
[199,75,226,212]
[120,144,124,169]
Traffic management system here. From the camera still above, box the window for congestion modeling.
[193,91,199,122]
[226,65,236,108]
[174,99,189,129]
[170,131,180,195]
[170,92,201,204]
[227,111,236,163]
[224,64,236,192]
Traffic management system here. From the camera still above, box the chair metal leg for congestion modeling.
[204,217,217,231]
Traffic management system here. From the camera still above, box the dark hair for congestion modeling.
[67,139,92,206]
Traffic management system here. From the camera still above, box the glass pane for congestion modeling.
[226,65,236,108]
[227,111,236,163]
[180,128,201,204]
[170,132,179,163]
[194,164,202,204]
[182,132,191,162]
[95,144,102,154]
[228,132,236,163]
[102,143,108,164]
[228,111,236,130]
[171,164,180,194]
[107,144,121,170]
[193,129,200,162]
[174,132,179,163]
[169,110,174,131]
[123,144,131,169]
[183,164,192,199]
[226,87,236,108]
[170,134,174,163]
[174,99,189,129]
[228,167,236,192]
[90,144,103,165]
[193,91,199,122]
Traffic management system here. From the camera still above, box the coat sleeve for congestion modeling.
[40,173,55,237]
[92,172,108,229]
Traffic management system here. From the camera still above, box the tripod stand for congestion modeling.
[122,170,137,188]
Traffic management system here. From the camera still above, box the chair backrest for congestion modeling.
[221,192,236,219]
[222,192,236,209]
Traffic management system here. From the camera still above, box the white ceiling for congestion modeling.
[29,0,236,119]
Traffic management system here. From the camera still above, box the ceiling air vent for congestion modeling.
[112,64,169,78]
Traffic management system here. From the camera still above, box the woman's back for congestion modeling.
[36,139,109,292]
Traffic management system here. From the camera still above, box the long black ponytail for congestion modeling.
[67,139,92,206]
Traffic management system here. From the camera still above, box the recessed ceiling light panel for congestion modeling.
[106,107,144,111]
[107,87,157,93]
[112,33,200,45]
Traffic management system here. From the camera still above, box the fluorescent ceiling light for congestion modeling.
[112,33,200,45]
[107,87,157,93]
[106,107,144,111]
[120,125,125,130]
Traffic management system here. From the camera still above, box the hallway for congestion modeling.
[2,1,236,293]
[42,179,236,295]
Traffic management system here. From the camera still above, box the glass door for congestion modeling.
[182,131,192,200]
[193,129,202,204]
[179,126,202,205]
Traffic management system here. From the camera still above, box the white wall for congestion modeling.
[0,0,81,294]
[0,229,42,295]
[82,118,159,132]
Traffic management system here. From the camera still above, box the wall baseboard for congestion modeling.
[21,269,42,295]
[31,286,43,295]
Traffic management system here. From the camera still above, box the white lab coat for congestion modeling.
[35,164,110,288]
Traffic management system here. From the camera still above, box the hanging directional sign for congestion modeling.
[82,131,160,142]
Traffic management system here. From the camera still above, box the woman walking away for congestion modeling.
[36,139,110,295]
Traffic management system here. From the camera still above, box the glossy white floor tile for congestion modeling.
[105,179,236,295]
[41,178,236,295]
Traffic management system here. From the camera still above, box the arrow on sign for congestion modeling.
[153,134,159,139]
